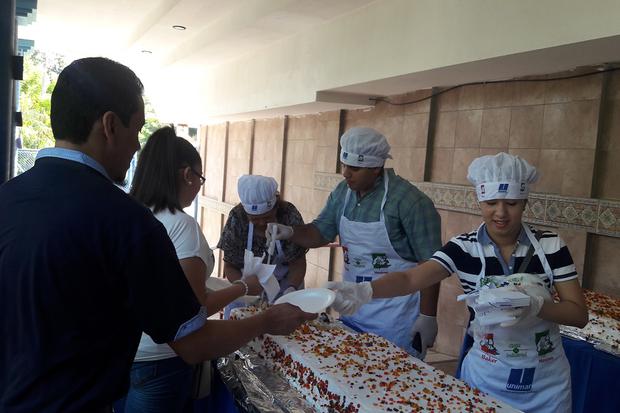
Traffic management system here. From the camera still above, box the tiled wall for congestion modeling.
[197,68,620,356]
[252,118,285,187]
[224,121,252,204]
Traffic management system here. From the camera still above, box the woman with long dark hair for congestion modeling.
[125,126,262,412]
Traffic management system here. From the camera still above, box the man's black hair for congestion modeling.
[50,57,144,144]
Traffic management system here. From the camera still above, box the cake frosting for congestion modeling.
[232,307,519,413]
[561,289,620,352]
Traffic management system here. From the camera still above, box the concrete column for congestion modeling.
[0,0,16,183]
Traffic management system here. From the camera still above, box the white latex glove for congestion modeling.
[470,285,525,327]
[265,223,294,244]
[500,277,550,327]
[324,281,373,316]
[500,294,545,327]
[410,314,438,359]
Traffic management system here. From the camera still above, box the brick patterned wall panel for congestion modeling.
[205,123,228,200]
[586,234,620,297]
[224,121,253,204]
[253,118,284,185]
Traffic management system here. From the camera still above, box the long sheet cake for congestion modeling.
[561,289,620,352]
[232,306,519,413]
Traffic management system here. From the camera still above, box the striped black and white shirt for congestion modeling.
[430,224,578,294]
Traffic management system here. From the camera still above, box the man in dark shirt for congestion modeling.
[0,57,314,413]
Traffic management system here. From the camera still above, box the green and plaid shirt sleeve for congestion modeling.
[398,189,442,261]
[278,202,308,262]
[312,181,348,242]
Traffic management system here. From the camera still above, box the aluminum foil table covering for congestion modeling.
[217,346,315,413]
[560,326,620,357]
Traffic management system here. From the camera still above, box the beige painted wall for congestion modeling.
[186,0,620,119]
[198,68,620,356]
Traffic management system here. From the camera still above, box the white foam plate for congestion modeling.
[274,288,336,313]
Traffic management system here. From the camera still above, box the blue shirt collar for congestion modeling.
[477,223,530,247]
[36,147,111,181]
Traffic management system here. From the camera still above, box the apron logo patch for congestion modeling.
[480,333,499,355]
[371,253,390,270]
[535,330,555,356]
[506,368,535,392]
[351,256,366,268]
[480,277,502,288]
[505,343,526,358]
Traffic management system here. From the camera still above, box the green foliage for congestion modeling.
[19,49,163,150]
[19,52,56,149]
[139,98,165,147]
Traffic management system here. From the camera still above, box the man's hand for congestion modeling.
[261,303,317,335]
[265,223,294,244]
[410,314,438,359]
[325,281,373,315]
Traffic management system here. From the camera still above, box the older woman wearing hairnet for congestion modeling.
[217,175,308,318]
[326,152,588,413]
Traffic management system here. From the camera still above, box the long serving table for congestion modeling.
[561,336,620,413]
[559,290,620,413]
[206,315,520,413]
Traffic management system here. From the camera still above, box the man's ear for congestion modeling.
[101,111,118,143]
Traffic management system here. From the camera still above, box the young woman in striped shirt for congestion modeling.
[328,152,587,413]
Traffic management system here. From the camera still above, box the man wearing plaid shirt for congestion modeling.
[266,127,442,359]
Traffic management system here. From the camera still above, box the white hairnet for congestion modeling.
[339,127,392,168]
[237,175,278,215]
[467,152,538,201]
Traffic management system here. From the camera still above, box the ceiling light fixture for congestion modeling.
[172,25,187,31]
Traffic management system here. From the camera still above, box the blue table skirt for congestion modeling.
[562,336,620,413]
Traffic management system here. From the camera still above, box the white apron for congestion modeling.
[223,223,295,319]
[339,170,420,356]
[461,224,572,413]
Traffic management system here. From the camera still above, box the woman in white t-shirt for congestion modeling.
[124,126,262,413]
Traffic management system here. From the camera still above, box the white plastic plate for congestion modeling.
[274,288,336,313]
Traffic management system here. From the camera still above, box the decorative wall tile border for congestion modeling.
[200,175,620,238]
[598,200,620,237]
[314,172,343,192]
[313,172,620,238]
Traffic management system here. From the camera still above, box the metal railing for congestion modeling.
[15,148,38,176]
